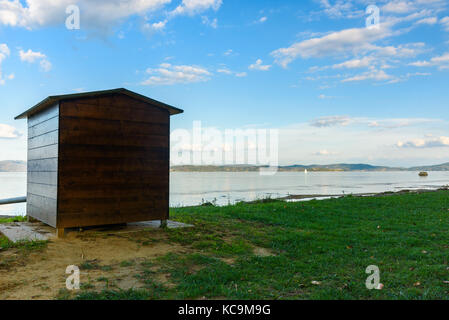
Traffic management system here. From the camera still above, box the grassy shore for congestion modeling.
[1,190,449,299]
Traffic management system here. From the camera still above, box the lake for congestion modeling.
[1,171,448,216]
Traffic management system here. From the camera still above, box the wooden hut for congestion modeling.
[15,88,183,236]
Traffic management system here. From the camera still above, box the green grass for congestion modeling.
[72,190,449,300]
[0,236,47,252]
[0,236,48,269]
[0,216,27,223]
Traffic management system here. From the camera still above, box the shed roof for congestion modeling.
[15,88,183,120]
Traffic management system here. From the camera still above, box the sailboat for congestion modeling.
[304,169,308,174]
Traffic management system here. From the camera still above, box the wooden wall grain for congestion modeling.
[27,103,59,227]
[57,94,170,228]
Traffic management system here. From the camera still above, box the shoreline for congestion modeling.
[280,186,449,202]
[1,186,448,218]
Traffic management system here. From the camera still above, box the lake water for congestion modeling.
[1,171,448,216]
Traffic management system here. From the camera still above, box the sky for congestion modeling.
[0,0,448,167]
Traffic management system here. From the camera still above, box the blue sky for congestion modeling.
[0,0,448,166]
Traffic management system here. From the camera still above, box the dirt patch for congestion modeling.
[0,229,186,300]
[253,247,276,257]
[154,273,176,289]
[220,257,236,265]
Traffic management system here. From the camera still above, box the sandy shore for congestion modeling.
[281,186,449,201]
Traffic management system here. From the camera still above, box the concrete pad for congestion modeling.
[0,222,55,243]
[0,220,194,242]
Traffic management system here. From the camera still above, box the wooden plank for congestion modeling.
[57,209,167,228]
[28,171,58,185]
[69,94,165,111]
[28,204,57,228]
[28,158,58,172]
[59,144,168,159]
[59,158,167,171]
[60,102,169,124]
[28,104,59,128]
[28,144,58,160]
[27,194,57,211]
[28,116,59,138]
[58,170,168,184]
[27,182,57,200]
[60,117,168,137]
[28,130,59,149]
[27,194,57,227]
[59,183,168,199]
[58,198,167,214]
[60,133,168,148]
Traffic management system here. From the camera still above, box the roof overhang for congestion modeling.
[15,88,184,120]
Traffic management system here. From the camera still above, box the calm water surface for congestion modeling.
[1,171,448,216]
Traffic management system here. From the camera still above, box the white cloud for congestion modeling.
[142,63,211,85]
[217,68,247,77]
[342,69,392,83]
[310,116,352,128]
[201,16,218,28]
[415,17,438,25]
[249,59,271,71]
[0,43,10,61]
[314,149,337,156]
[275,115,449,166]
[397,136,449,148]
[370,43,424,58]
[217,68,232,75]
[368,118,436,129]
[409,52,449,70]
[171,0,222,16]
[318,0,362,19]
[382,1,416,14]
[0,124,21,139]
[271,25,392,68]
[19,48,45,62]
[259,16,267,23]
[0,0,224,34]
[19,49,51,72]
[441,16,449,31]
[318,94,335,99]
[0,43,10,85]
[143,19,168,33]
[332,57,372,69]
[39,59,52,72]
[224,49,234,56]
[0,0,171,29]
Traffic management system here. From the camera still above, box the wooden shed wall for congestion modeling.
[27,103,59,227]
[57,94,170,228]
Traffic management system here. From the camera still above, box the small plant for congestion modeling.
[80,283,95,290]
[80,260,99,270]
[120,260,134,267]
[100,265,112,271]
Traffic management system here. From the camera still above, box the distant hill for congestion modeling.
[171,164,404,172]
[279,163,404,172]
[171,162,449,172]
[409,162,449,171]
[0,160,447,173]
[0,160,26,172]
